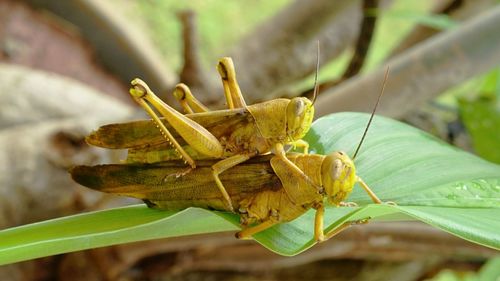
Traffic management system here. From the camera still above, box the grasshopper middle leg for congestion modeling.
[212,154,253,211]
[290,139,309,154]
[236,218,279,239]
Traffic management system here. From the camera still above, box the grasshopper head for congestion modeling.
[286,97,314,141]
[321,151,356,205]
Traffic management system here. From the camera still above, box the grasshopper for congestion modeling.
[87,57,317,212]
[71,68,390,241]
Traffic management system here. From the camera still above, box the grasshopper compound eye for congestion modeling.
[294,99,305,116]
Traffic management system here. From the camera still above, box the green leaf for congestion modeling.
[0,206,239,265]
[479,68,500,98]
[459,97,500,164]
[478,256,500,281]
[1,112,499,264]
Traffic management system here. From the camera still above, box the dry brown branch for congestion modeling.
[177,10,218,102]
[388,0,495,59]
[301,0,380,98]
[341,0,379,80]
[228,0,363,102]
[315,6,500,118]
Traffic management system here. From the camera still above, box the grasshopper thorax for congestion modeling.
[285,97,314,141]
[320,151,356,205]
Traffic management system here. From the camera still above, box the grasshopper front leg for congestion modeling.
[211,154,254,211]
[129,79,224,166]
[357,176,382,204]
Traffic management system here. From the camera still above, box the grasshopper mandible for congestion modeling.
[87,58,318,212]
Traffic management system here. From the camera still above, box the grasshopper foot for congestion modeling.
[226,201,235,213]
[339,201,358,207]
[383,201,397,206]
[174,167,193,178]
[235,231,251,240]
[352,217,371,225]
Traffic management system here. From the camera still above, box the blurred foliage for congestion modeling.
[458,69,500,164]
[381,10,458,30]
[479,68,500,98]
[127,0,290,71]
[426,256,500,281]
[116,0,430,79]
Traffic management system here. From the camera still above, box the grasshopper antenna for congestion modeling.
[311,41,320,104]
[352,67,390,160]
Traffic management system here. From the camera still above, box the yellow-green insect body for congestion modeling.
[87,58,315,212]
[88,97,314,162]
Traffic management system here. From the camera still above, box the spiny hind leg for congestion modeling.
[173,83,209,114]
[314,204,370,242]
[212,154,252,212]
[217,57,247,109]
[236,218,279,239]
[130,79,224,166]
[130,79,196,167]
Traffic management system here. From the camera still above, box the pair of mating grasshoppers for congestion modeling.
[71,57,386,242]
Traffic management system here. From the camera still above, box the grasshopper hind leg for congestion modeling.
[314,204,370,242]
[129,79,224,165]
[236,218,279,239]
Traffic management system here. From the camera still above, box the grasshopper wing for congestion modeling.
[86,108,248,149]
[70,156,281,211]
